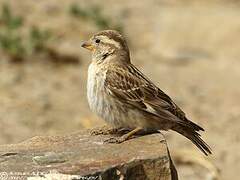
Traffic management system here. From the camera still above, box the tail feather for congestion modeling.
[184,117,204,131]
[173,125,212,156]
[189,131,212,156]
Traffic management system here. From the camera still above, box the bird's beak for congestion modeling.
[81,41,94,51]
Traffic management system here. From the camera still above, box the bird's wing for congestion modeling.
[105,64,204,131]
[105,65,186,119]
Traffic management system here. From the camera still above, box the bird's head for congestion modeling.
[81,30,130,63]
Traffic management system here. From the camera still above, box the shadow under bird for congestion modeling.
[82,30,212,156]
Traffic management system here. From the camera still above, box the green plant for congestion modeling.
[0,34,25,59]
[0,4,52,61]
[0,4,23,30]
[69,4,123,32]
[70,4,89,19]
[28,26,52,53]
[0,4,25,60]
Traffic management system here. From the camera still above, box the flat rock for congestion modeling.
[0,130,178,180]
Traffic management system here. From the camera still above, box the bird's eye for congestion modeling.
[95,39,100,43]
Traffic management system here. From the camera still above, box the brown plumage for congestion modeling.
[82,30,212,156]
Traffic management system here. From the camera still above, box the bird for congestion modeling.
[81,30,212,156]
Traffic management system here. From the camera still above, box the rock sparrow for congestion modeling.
[82,30,211,156]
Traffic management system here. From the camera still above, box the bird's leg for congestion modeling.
[90,125,121,135]
[104,127,143,143]
[135,128,160,136]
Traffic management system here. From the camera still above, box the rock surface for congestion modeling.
[0,130,178,180]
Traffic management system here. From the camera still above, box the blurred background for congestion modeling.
[0,0,240,179]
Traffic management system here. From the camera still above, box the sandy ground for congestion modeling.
[1,0,240,179]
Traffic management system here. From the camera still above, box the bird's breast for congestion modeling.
[87,63,152,128]
[87,63,107,115]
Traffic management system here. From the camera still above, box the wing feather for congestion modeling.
[104,64,204,131]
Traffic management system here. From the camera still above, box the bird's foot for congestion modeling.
[104,127,143,144]
[90,125,119,136]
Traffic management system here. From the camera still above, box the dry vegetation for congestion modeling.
[0,0,240,179]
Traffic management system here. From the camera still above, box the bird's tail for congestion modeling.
[172,124,212,156]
